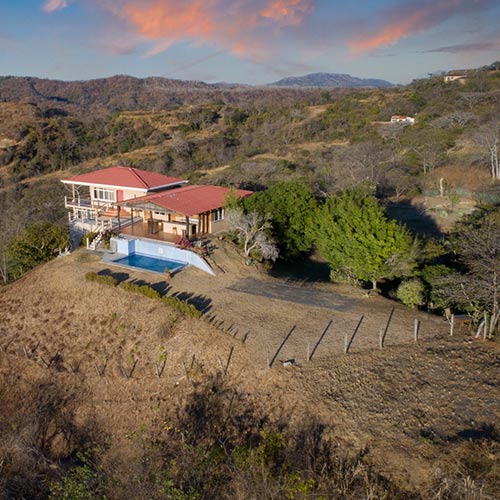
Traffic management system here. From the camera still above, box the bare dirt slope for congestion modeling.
[0,248,498,492]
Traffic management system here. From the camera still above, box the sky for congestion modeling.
[1,0,500,85]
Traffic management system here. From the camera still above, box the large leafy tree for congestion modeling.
[7,221,69,277]
[314,192,416,289]
[242,181,317,260]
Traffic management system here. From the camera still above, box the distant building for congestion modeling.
[390,115,415,125]
[443,74,467,83]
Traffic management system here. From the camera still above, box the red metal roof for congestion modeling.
[121,185,253,216]
[62,166,186,190]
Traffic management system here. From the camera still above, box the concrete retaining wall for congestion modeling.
[111,237,215,276]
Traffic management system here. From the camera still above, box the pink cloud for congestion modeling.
[349,0,494,54]
[42,0,69,13]
[112,0,315,59]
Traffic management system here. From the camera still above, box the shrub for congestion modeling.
[397,278,425,309]
[81,232,97,248]
[420,264,453,310]
[162,295,202,318]
[85,272,118,287]
[118,281,161,299]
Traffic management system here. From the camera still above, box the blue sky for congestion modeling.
[1,1,500,84]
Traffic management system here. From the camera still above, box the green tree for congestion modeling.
[242,181,317,260]
[7,221,69,277]
[313,192,417,289]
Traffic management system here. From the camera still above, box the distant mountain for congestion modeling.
[269,72,393,88]
[0,73,393,112]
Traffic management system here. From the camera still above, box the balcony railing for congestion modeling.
[64,196,114,211]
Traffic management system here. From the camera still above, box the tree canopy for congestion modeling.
[7,222,69,277]
[313,192,417,289]
[241,181,317,260]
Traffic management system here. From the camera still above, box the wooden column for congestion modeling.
[117,205,121,232]
[131,207,134,228]
[185,216,190,239]
[149,210,154,234]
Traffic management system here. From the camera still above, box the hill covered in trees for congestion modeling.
[0,63,499,499]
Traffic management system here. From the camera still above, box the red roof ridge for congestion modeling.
[127,166,148,189]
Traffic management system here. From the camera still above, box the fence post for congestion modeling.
[450,314,454,336]
[414,319,419,343]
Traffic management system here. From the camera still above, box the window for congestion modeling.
[154,211,166,216]
[93,188,115,202]
[213,208,224,221]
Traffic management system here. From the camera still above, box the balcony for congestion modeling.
[64,196,116,212]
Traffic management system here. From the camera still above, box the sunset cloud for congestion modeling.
[114,0,315,59]
[42,0,69,13]
[349,0,494,54]
[424,38,500,53]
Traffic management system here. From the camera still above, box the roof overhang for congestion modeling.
[61,179,188,192]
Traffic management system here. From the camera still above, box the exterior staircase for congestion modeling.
[87,225,107,251]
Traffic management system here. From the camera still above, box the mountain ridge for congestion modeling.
[268,72,394,88]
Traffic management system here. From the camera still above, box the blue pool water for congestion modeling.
[113,253,185,274]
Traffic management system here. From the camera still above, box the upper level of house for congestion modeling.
[62,166,188,212]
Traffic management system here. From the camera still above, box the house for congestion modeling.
[390,115,415,125]
[443,74,467,83]
[62,166,252,244]
[62,166,188,231]
[116,184,253,240]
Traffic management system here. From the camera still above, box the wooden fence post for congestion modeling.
[450,314,454,336]
[414,319,419,343]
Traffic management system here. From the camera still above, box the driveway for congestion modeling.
[228,277,357,312]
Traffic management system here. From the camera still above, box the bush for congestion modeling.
[118,281,161,299]
[397,278,425,309]
[420,264,453,310]
[85,274,201,317]
[162,295,202,318]
[85,272,118,287]
[81,232,97,248]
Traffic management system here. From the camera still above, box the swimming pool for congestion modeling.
[112,253,185,274]
[109,236,215,276]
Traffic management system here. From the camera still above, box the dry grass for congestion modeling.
[0,246,499,494]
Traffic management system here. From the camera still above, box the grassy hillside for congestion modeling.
[0,248,498,498]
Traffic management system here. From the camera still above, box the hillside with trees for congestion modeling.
[0,64,499,499]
